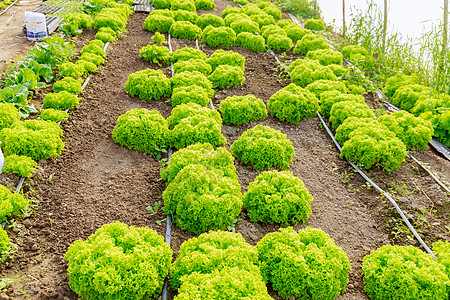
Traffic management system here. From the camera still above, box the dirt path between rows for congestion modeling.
[1,4,449,300]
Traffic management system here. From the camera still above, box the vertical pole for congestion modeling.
[383,0,388,52]
[314,0,318,18]
[444,0,448,53]
[343,0,346,38]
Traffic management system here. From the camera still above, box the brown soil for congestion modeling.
[1,3,449,300]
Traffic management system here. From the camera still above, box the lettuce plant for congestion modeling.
[340,123,407,173]
[170,114,227,149]
[171,85,211,107]
[163,164,242,235]
[287,58,321,73]
[268,83,319,124]
[267,34,293,52]
[0,183,29,222]
[261,25,286,40]
[363,245,448,300]
[81,43,106,57]
[235,32,266,52]
[0,228,10,253]
[171,47,207,62]
[79,52,105,66]
[167,103,221,129]
[196,14,224,30]
[0,103,20,131]
[306,79,348,98]
[206,49,245,71]
[75,59,98,74]
[170,230,259,289]
[277,19,294,28]
[173,58,212,75]
[174,267,271,300]
[285,24,311,43]
[434,240,450,286]
[427,110,450,147]
[202,26,236,48]
[244,170,312,226]
[169,21,202,40]
[58,62,85,79]
[391,84,434,111]
[221,6,241,18]
[92,6,130,32]
[52,77,82,94]
[153,0,170,9]
[28,35,75,68]
[160,143,237,184]
[329,101,373,129]
[95,30,115,43]
[2,154,37,178]
[59,13,92,36]
[250,13,275,28]
[341,45,369,62]
[242,3,265,15]
[231,125,294,170]
[378,110,433,150]
[40,108,69,123]
[139,44,170,66]
[320,92,365,118]
[257,227,351,300]
[0,120,64,160]
[306,48,343,66]
[65,222,172,300]
[170,71,214,98]
[219,94,267,125]
[260,2,281,20]
[112,109,169,154]
[224,13,250,27]
[208,65,245,88]
[304,18,325,31]
[293,33,329,54]
[194,0,215,10]
[335,117,382,145]
[173,10,199,23]
[290,64,337,87]
[125,69,171,101]
[230,18,259,35]
[171,0,196,12]
[143,14,174,33]
[43,91,79,110]
[151,32,166,44]
[383,73,418,98]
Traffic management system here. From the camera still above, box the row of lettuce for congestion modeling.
[0,0,136,267]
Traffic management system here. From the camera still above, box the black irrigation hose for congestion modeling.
[317,111,436,258]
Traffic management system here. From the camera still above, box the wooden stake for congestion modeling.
[444,0,448,52]
[383,0,387,51]
[343,0,346,38]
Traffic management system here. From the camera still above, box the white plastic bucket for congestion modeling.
[24,11,47,41]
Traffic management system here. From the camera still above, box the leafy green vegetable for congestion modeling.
[261,25,286,40]
[257,227,351,300]
[231,125,294,170]
[171,47,207,63]
[335,117,381,145]
[0,228,10,253]
[143,14,174,33]
[244,170,312,226]
[171,71,214,98]
[341,45,369,62]
[43,91,80,110]
[151,32,166,44]
[202,25,236,48]
[167,103,221,129]
[173,10,199,23]
[0,120,64,160]
[169,21,202,40]
[293,33,329,54]
[58,62,85,79]
[194,0,215,10]
[383,74,418,99]
[170,230,259,290]
[173,58,212,75]
[290,63,337,88]
[320,92,365,118]
[163,164,242,235]
[52,77,82,94]
[139,44,170,66]
[95,30,115,43]
[39,108,69,123]
[81,43,106,57]
[306,79,348,98]
[268,83,319,124]
[304,18,325,31]
[160,143,237,184]
[267,34,294,52]
[206,49,245,71]
[329,101,373,129]
[0,185,29,222]
[112,109,169,154]
[75,59,97,74]
[208,65,245,88]
[196,14,224,30]
[65,221,172,300]
[306,48,343,66]
[92,4,132,32]
[171,85,211,107]
[230,18,259,35]
[0,85,30,114]
[219,94,267,125]
[433,240,450,288]
[224,13,250,27]
[152,0,170,9]
[391,84,434,111]
[285,24,311,43]
[363,245,448,300]
[259,1,281,20]
[221,5,241,18]
[0,103,20,131]
[171,0,196,12]
[2,154,37,178]
[125,69,171,101]
[426,110,450,147]
[59,13,92,36]
[250,13,275,28]
[28,36,75,69]
[79,52,105,66]
[287,58,320,73]
[235,32,266,52]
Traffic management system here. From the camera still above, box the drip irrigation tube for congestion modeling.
[317,111,436,258]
